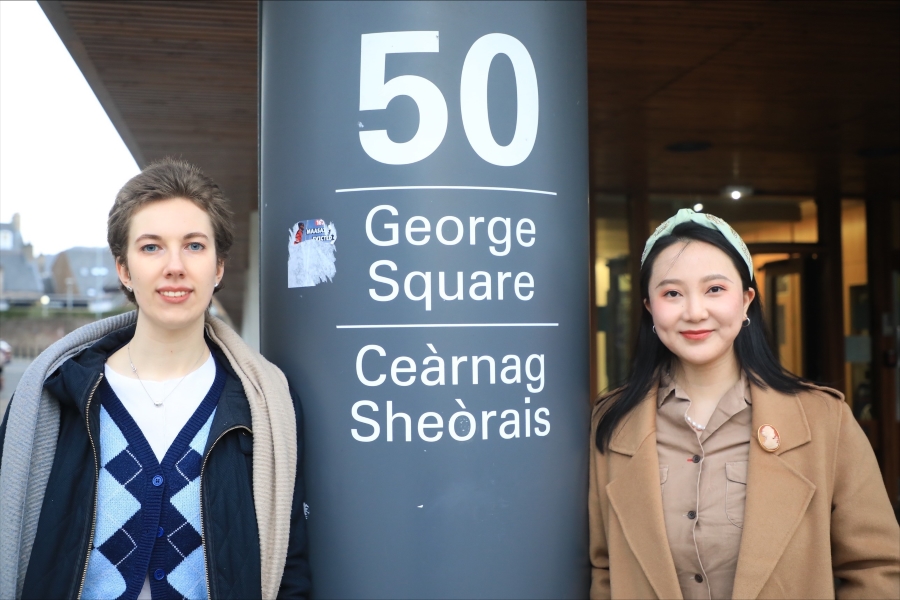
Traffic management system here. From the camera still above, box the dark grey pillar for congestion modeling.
[260,2,590,597]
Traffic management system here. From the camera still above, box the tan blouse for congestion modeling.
[656,372,751,600]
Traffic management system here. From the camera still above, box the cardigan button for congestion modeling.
[692,454,701,463]
[152,475,164,487]
[694,574,703,583]
[687,510,697,519]
[157,526,164,538]
[154,569,165,581]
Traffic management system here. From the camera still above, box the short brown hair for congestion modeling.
[108,158,235,303]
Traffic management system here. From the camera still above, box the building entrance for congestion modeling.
[760,255,824,382]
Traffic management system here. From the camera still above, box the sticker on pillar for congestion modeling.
[288,219,337,288]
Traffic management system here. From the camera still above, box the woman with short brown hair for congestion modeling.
[1,159,310,599]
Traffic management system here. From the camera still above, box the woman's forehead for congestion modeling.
[129,198,213,236]
[650,239,740,282]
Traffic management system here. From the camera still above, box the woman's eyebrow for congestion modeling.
[133,232,210,243]
[133,233,162,243]
[655,278,683,288]
[655,273,733,288]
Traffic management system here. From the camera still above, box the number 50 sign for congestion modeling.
[359,32,539,166]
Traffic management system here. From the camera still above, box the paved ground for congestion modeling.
[1,358,31,418]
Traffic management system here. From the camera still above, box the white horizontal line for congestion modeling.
[334,185,556,196]
[336,323,559,329]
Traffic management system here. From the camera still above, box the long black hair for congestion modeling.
[594,222,812,453]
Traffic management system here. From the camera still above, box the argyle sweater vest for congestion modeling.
[81,359,225,600]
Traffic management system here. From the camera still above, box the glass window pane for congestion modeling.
[842,200,870,417]
[594,217,629,393]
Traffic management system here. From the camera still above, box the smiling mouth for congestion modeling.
[160,290,189,297]
[681,330,713,339]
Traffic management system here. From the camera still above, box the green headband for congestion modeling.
[641,209,754,280]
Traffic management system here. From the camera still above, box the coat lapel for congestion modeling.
[606,385,682,599]
[732,384,816,599]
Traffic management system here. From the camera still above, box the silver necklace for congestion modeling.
[127,344,206,407]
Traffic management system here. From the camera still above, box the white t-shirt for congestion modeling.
[104,354,216,462]
[104,353,216,599]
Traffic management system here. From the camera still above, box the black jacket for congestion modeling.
[0,325,311,599]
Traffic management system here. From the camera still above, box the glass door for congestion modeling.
[763,258,805,376]
[759,255,826,382]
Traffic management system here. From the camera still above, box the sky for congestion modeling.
[0,0,139,256]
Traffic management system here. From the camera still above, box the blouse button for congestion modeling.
[692,454,701,463]
[687,510,697,519]
[694,574,704,583]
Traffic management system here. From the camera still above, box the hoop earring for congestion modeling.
[743,317,751,328]
[652,325,657,334]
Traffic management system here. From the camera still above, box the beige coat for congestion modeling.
[589,382,900,599]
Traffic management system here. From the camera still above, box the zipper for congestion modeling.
[76,374,104,600]
[199,425,251,599]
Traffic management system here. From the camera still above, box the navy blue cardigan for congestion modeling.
[0,325,311,599]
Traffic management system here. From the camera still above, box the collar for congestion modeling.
[203,343,253,447]
[608,383,659,457]
[44,324,135,416]
[611,377,808,458]
[656,368,751,409]
[44,324,252,438]
[656,371,678,408]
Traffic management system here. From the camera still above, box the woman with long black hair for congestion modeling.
[589,209,899,599]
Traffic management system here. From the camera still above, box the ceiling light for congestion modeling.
[722,185,753,201]
[693,203,704,212]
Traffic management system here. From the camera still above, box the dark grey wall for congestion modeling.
[260,2,590,597]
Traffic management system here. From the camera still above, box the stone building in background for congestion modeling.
[50,246,120,309]
[0,214,43,308]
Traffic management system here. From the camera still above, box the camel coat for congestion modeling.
[589,382,900,599]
